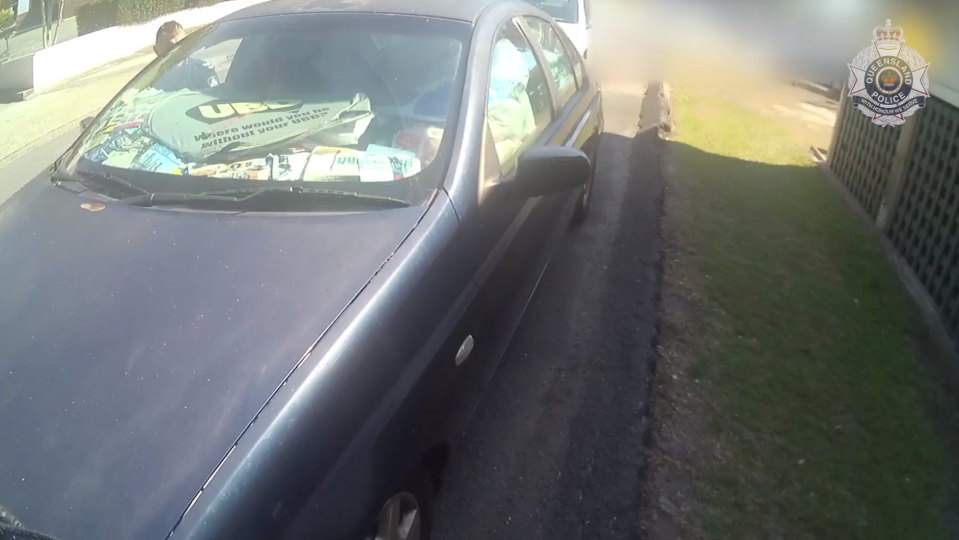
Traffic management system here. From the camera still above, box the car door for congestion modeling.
[453,12,603,422]
[434,12,601,440]
[432,16,559,439]
[463,14,602,388]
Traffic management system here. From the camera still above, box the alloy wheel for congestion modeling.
[370,492,421,540]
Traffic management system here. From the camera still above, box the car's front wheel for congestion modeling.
[367,472,432,540]
[571,145,598,225]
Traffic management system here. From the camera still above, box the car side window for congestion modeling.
[558,28,585,88]
[522,17,577,107]
[487,19,553,171]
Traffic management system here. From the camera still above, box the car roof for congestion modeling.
[221,0,508,24]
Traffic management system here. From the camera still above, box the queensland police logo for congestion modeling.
[847,20,930,127]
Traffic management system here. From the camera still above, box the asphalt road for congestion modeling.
[0,128,79,205]
[433,86,664,540]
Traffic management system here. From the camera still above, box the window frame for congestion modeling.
[553,18,587,89]
[483,16,559,176]
[517,15,578,110]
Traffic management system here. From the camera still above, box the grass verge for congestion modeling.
[659,85,958,540]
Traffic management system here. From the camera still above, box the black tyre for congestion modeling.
[571,146,597,226]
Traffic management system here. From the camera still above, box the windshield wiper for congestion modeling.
[51,167,150,198]
[116,191,251,208]
[118,186,410,209]
[49,168,89,194]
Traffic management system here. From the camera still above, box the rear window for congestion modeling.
[62,14,469,205]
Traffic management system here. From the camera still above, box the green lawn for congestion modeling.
[668,87,957,540]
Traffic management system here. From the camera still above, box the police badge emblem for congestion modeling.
[847,20,931,127]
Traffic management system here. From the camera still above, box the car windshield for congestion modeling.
[528,0,578,24]
[59,14,469,208]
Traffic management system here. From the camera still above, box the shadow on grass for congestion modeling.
[663,139,959,540]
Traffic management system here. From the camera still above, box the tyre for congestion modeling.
[367,470,433,540]
[571,145,597,226]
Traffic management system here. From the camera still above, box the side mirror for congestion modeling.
[80,117,94,129]
[509,146,591,199]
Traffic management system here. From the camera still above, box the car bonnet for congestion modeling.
[0,177,424,540]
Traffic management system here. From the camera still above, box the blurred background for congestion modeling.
[592,0,956,101]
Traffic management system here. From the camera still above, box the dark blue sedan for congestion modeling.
[0,0,603,539]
